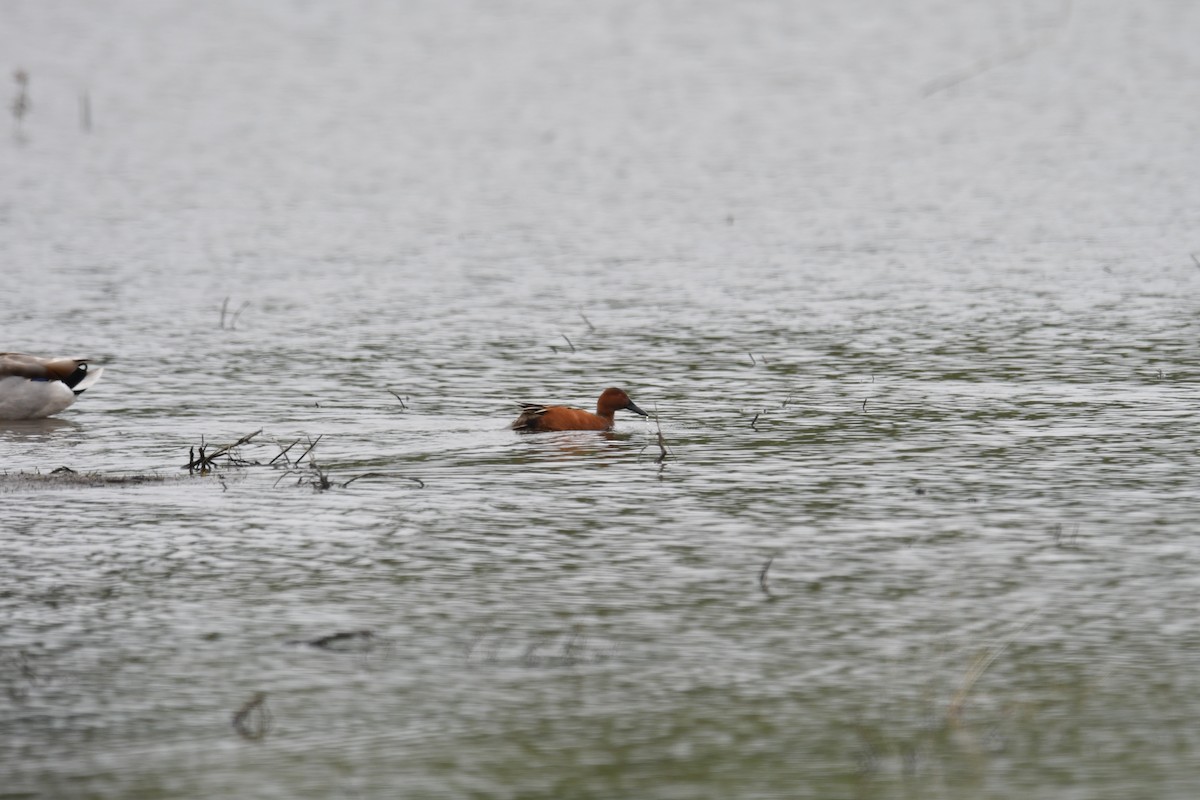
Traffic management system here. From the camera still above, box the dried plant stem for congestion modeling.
[269,438,302,466]
[638,404,672,466]
[759,556,775,598]
[922,0,1073,97]
[185,429,263,473]
[219,297,250,330]
[342,472,424,488]
[293,435,323,465]
[947,608,1041,724]
[232,692,271,740]
[652,405,671,464]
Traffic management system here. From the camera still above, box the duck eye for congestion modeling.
[80,364,87,371]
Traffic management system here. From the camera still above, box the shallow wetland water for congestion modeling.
[2,1,1200,798]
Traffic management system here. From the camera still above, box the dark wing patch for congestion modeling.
[511,403,548,431]
[0,353,86,382]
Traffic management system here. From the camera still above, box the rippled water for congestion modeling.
[3,0,1200,797]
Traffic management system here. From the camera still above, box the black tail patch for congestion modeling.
[63,362,89,390]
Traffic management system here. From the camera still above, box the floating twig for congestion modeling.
[650,403,671,465]
[561,334,576,353]
[1051,522,1080,548]
[862,398,869,412]
[219,297,250,330]
[579,311,595,332]
[342,472,379,488]
[759,556,775,598]
[230,302,249,329]
[307,466,332,491]
[750,412,759,430]
[185,429,263,473]
[387,390,408,410]
[637,404,672,467]
[268,438,302,466]
[301,446,332,491]
[1191,253,1200,270]
[748,353,756,365]
[232,692,272,741]
[292,434,323,466]
[653,427,670,464]
[273,436,385,492]
[289,630,375,649]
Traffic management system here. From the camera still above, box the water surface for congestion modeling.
[3,1,1200,798]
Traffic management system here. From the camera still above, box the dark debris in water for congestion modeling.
[0,470,173,492]
[287,630,377,653]
[231,691,271,741]
[185,428,263,474]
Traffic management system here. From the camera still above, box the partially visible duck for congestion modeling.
[512,387,648,432]
[0,353,104,420]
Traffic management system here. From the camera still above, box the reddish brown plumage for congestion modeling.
[512,387,648,432]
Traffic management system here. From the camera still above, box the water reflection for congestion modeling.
[0,417,81,438]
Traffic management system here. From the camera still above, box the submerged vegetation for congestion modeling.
[0,467,170,491]
[2,426,425,493]
[183,429,426,492]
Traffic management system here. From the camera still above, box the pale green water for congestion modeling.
[3,1,1200,798]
